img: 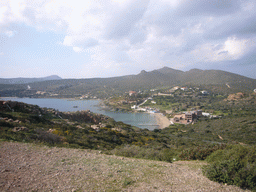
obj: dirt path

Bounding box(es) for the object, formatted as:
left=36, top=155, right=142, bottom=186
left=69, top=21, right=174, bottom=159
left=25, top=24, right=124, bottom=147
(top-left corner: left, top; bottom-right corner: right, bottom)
left=0, top=142, right=250, bottom=192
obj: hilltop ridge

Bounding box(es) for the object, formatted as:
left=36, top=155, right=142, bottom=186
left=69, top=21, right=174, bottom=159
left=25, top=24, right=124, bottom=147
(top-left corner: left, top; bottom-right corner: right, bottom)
left=0, top=67, right=255, bottom=98
left=0, top=75, right=62, bottom=84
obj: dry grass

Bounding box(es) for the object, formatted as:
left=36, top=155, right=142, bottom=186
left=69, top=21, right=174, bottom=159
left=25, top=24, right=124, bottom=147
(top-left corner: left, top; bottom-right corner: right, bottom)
left=0, top=141, right=250, bottom=192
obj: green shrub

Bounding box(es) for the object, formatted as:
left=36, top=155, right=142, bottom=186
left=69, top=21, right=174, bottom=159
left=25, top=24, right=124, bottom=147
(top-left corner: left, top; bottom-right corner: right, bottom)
left=34, top=128, right=63, bottom=144
left=179, top=144, right=226, bottom=160
left=111, top=145, right=175, bottom=163
left=160, top=148, right=175, bottom=163
left=203, top=145, right=256, bottom=191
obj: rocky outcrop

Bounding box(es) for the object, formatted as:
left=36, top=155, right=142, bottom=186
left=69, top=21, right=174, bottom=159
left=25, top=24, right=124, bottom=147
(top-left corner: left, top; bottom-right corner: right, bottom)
left=226, top=92, right=244, bottom=101
left=60, top=110, right=110, bottom=124
left=12, top=127, right=29, bottom=132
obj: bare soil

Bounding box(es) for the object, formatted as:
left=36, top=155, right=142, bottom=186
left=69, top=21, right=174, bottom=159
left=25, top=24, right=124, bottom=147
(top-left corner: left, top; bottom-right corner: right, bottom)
left=0, top=141, right=250, bottom=192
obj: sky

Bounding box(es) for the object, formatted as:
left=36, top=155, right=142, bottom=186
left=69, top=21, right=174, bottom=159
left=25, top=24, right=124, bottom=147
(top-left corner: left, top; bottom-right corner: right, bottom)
left=0, top=0, right=256, bottom=79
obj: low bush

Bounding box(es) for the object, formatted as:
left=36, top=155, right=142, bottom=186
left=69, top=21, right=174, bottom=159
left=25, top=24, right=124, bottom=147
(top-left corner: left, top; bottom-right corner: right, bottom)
left=34, top=128, right=63, bottom=144
left=203, top=145, right=256, bottom=191
left=179, top=144, right=226, bottom=160
left=111, top=145, right=175, bottom=163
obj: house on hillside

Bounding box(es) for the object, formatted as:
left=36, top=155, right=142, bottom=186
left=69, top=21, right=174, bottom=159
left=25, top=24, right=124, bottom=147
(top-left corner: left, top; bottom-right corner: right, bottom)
left=202, top=112, right=210, bottom=117
left=201, top=90, right=209, bottom=95
left=194, top=110, right=202, bottom=116
left=185, top=112, right=197, bottom=121
left=80, top=94, right=89, bottom=99
left=180, top=87, right=188, bottom=91
left=36, top=91, right=47, bottom=95
left=129, top=91, right=137, bottom=96
left=173, top=114, right=184, bottom=122
left=173, top=114, right=190, bottom=124
left=173, top=110, right=201, bottom=124
left=157, top=92, right=174, bottom=96
left=131, top=105, right=137, bottom=109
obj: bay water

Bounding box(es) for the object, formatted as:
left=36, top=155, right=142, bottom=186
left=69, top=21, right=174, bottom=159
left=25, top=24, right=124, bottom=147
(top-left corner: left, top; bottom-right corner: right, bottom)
left=1, top=98, right=159, bottom=130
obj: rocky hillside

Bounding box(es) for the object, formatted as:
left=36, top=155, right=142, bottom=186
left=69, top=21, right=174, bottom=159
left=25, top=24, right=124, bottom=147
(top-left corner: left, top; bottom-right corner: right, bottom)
left=1, top=99, right=256, bottom=191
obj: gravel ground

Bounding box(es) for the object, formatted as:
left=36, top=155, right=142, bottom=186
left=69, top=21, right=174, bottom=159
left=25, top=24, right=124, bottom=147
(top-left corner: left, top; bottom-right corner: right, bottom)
left=0, top=141, right=250, bottom=192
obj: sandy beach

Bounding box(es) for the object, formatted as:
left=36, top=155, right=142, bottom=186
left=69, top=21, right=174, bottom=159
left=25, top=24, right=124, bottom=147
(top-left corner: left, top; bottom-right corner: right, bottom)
left=154, top=113, right=171, bottom=129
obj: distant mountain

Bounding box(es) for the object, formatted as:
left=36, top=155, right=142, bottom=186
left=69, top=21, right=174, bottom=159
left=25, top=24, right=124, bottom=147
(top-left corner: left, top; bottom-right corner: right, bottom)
left=154, top=66, right=184, bottom=75
left=0, top=75, right=62, bottom=84
left=40, top=75, right=62, bottom=81
left=0, top=67, right=255, bottom=97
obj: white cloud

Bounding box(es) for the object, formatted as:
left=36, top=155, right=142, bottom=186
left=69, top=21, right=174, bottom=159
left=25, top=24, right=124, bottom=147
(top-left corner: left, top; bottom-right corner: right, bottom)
left=191, top=36, right=255, bottom=63
left=73, top=47, right=83, bottom=53
left=63, top=36, right=98, bottom=48
left=223, top=37, right=251, bottom=58
left=0, top=0, right=255, bottom=78
left=112, top=0, right=127, bottom=4
left=0, top=5, right=8, bottom=23
left=4, top=30, right=15, bottom=37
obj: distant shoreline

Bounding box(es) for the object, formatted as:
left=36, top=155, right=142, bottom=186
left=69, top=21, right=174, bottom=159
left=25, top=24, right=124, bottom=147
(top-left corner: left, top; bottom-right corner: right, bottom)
left=1, top=97, right=169, bottom=129
left=0, top=97, right=101, bottom=101
left=0, top=97, right=161, bottom=130
left=0, top=97, right=19, bottom=99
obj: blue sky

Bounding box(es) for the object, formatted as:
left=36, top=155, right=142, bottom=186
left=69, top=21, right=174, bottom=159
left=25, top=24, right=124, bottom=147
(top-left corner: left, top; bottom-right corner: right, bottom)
left=0, top=0, right=256, bottom=79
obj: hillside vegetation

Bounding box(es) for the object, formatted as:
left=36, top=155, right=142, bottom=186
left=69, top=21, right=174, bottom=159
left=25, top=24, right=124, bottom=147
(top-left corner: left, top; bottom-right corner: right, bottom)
left=0, top=67, right=255, bottom=98
left=0, top=67, right=256, bottom=191
left=1, top=96, right=256, bottom=191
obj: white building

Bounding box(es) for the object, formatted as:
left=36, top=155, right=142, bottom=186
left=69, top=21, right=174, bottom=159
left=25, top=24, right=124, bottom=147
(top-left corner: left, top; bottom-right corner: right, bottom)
left=131, top=105, right=137, bottom=109
left=202, top=112, right=210, bottom=117
left=180, top=87, right=188, bottom=91
left=201, top=90, right=209, bottom=95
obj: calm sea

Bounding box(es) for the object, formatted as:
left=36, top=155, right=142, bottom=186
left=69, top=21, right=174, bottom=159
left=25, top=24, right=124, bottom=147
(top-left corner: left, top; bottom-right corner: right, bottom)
left=1, top=98, right=159, bottom=130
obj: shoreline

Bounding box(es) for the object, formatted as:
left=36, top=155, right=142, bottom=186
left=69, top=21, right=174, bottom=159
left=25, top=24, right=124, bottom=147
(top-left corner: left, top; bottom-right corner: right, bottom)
left=1, top=97, right=169, bottom=130
left=154, top=113, right=171, bottom=129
